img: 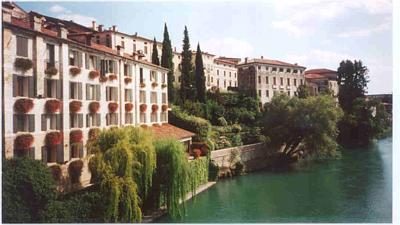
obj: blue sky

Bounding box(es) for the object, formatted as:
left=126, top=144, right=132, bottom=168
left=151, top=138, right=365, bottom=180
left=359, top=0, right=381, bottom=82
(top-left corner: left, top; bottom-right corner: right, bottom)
left=18, top=0, right=392, bottom=94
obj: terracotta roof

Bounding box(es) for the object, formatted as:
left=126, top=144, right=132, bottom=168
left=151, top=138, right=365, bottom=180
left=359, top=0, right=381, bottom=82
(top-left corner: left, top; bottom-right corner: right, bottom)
left=305, top=68, right=336, bottom=74
left=214, top=57, right=238, bottom=65
left=239, top=58, right=306, bottom=69
left=305, top=68, right=337, bottom=80
left=218, top=57, right=241, bottom=63
left=149, top=123, right=195, bottom=140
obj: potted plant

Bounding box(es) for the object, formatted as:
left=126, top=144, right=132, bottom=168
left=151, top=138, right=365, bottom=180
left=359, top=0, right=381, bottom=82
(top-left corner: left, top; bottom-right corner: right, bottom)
left=89, top=70, right=100, bottom=79
left=14, top=58, right=33, bottom=72
left=124, top=77, right=132, bottom=84
left=45, top=67, right=58, bottom=76
left=152, top=104, right=159, bottom=112
left=68, top=160, right=83, bottom=184
left=89, top=102, right=100, bottom=113
left=69, top=67, right=81, bottom=76
left=108, top=102, right=118, bottom=113
left=14, top=98, right=34, bottom=113
left=108, top=74, right=117, bottom=81
left=161, top=83, right=167, bottom=88
left=14, top=134, right=34, bottom=149
left=152, top=82, right=158, bottom=88
left=125, top=103, right=134, bottom=112
left=70, top=130, right=83, bottom=143
left=161, top=104, right=168, bottom=112
left=45, top=99, right=61, bottom=113
left=140, top=83, right=146, bottom=88
left=140, top=104, right=147, bottom=112
left=46, top=131, right=63, bottom=147
left=99, top=76, right=108, bottom=83
left=69, top=101, right=82, bottom=113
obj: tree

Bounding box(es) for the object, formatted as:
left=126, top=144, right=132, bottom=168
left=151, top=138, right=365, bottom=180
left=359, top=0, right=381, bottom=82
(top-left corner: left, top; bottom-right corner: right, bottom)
left=195, top=43, right=206, bottom=102
left=151, top=37, right=160, bottom=66
left=2, top=157, right=57, bottom=223
left=297, top=84, right=310, bottom=98
left=180, top=26, right=195, bottom=101
left=160, top=23, right=175, bottom=102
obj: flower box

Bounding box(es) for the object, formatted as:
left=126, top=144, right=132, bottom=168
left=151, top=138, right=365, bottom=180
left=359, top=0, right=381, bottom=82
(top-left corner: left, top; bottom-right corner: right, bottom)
left=140, top=83, right=146, bottom=88
left=152, top=82, right=158, bottom=88
left=152, top=104, right=159, bottom=112
left=45, top=99, right=61, bottom=113
left=89, top=102, right=100, bottom=113
left=108, top=102, right=118, bottom=112
left=45, top=67, right=58, bottom=76
left=89, top=70, right=100, bottom=79
left=124, top=77, right=132, bottom=84
left=14, top=98, right=34, bottom=113
left=14, top=58, right=33, bottom=72
left=161, top=104, right=168, bottom=112
left=14, top=134, right=34, bottom=149
left=161, top=83, right=167, bottom=88
left=69, top=66, right=81, bottom=76
left=108, top=74, right=117, bottom=81
left=69, top=101, right=82, bottom=113
left=46, top=131, right=63, bottom=147
left=70, top=130, right=83, bottom=143
left=125, top=103, right=134, bottom=112
left=140, top=104, right=147, bottom=112
left=88, top=128, right=100, bottom=140
left=99, top=76, right=108, bottom=83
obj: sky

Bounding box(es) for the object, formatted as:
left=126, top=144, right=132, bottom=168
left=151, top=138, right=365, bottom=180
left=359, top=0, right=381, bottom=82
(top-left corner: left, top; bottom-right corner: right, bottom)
left=18, top=0, right=393, bottom=94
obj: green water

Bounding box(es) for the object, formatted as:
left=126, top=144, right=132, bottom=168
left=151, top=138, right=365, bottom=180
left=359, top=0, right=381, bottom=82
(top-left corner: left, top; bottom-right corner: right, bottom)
left=160, top=138, right=392, bottom=223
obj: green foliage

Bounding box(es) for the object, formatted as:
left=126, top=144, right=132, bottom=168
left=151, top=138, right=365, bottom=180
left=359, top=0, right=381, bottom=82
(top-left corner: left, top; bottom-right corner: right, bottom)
left=68, top=159, right=83, bottom=184
left=195, top=43, right=206, bottom=103
left=160, top=23, right=175, bottom=103
left=2, top=157, right=57, bottom=223
left=217, top=117, right=228, bottom=126
left=189, top=157, right=209, bottom=191
left=169, top=106, right=211, bottom=142
left=180, top=26, right=196, bottom=101
left=297, top=84, right=310, bottom=99
left=151, top=37, right=160, bottom=65
left=208, top=160, right=219, bottom=181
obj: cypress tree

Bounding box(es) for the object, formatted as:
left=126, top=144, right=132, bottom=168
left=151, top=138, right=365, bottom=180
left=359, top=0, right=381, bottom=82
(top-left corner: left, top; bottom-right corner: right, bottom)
left=195, top=43, right=206, bottom=103
left=151, top=37, right=160, bottom=66
left=180, top=26, right=195, bottom=101
left=160, top=23, right=175, bottom=102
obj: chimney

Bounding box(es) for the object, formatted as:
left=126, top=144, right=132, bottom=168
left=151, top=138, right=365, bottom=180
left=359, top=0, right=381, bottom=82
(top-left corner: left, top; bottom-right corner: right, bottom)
left=57, top=24, right=68, bottom=39
left=85, top=34, right=92, bottom=46
left=245, top=57, right=248, bottom=63
left=98, top=24, right=103, bottom=32
left=112, top=25, right=117, bottom=32
left=92, top=21, right=97, bottom=31
left=261, top=56, right=264, bottom=59
left=117, top=45, right=123, bottom=56
left=32, top=15, right=45, bottom=31
left=294, top=63, right=298, bottom=65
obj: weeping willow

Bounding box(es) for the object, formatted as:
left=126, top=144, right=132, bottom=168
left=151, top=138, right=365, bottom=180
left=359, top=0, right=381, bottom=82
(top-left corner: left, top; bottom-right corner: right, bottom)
left=87, top=127, right=156, bottom=223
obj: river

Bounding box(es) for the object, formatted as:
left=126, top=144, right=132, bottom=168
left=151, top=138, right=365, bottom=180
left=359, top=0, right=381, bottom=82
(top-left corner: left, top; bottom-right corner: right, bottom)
left=159, top=138, right=392, bottom=223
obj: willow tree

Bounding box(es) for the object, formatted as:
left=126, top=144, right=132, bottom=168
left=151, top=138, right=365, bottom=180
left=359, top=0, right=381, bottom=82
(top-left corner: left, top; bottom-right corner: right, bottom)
left=88, top=127, right=156, bottom=222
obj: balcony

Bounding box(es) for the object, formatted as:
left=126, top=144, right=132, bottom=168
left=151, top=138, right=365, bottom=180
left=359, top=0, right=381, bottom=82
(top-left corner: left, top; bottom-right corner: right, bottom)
left=44, top=60, right=59, bottom=76
left=280, top=85, right=284, bottom=89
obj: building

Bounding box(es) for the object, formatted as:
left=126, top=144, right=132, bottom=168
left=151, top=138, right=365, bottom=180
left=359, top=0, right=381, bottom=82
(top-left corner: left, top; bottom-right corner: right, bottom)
left=305, top=68, right=338, bottom=100
left=237, top=57, right=306, bottom=105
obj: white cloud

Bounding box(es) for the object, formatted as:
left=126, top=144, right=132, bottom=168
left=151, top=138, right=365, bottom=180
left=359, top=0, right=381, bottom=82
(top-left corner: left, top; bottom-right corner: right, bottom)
left=285, top=49, right=356, bottom=68
left=338, top=18, right=391, bottom=37
left=201, top=37, right=254, bottom=58
left=48, top=4, right=96, bottom=27
left=49, top=5, right=69, bottom=14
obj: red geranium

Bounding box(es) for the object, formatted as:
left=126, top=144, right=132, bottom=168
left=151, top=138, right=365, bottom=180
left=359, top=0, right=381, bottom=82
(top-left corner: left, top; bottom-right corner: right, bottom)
left=89, top=70, right=100, bottom=79
left=108, top=102, right=118, bottom=112
left=124, top=77, right=132, bottom=84
left=125, top=103, right=134, bottom=112
left=140, top=104, right=147, bottom=112
left=89, top=102, right=100, bottom=113
left=152, top=104, right=159, bottom=112
left=109, top=74, right=117, bottom=81
left=46, top=131, right=63, bottom=146
left=45, top=99, right=61, bottom=113
left=161, top=104, right=168, bottom=112
left=70, top=67, right=81, bottom=76
left=14, top=134, right=34, bottom=149
left=70, top=130, right=83, bottom=143
left=152, top=82, right=158, bottom=88
left=69, top=101, right=82, bottom=113
left=99, top=76, right=108, bottom=83
left=14, top=98, right=34, bottom=113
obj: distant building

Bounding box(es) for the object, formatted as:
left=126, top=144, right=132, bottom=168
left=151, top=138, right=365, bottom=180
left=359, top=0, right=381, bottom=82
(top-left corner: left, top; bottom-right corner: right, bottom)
left=305, top=69, right=338, bottom=101
left=237, top=57, right=306, bottom=106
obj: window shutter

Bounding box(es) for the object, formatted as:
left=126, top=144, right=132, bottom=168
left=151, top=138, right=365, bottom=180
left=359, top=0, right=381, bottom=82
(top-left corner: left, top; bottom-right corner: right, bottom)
left=57, top=145, right=64, bottom=163
left=56, top=114, right=61, bottom=130
left=56, top=80, right=61, bottom=99
left=13, top=75, right=18, bottom=97
left=28, top=76, right=34, bottom=98
left=106, top=87, right=109, bottom=101
left=129, top=65, right=132, bottom=76
left=42, top=146, right=48, bottom=164
left=86, top=84, right=90, bottom=100
left=97, top=114, right=101, bottom=126
left=79, top=114, right=83, bottom=128
left=41, top=115, right=46, bottom=131
left=85, top=53, right=89, bottom=69
left=96, top=86, right=100, bottom=101
left=96, top=57, right=100, bottom=70
left=114, top=88, right=118, bottom=101
left=78, top=52, right=83, bottom=68
left=78, top=83, right=82, bottom=100
left=43, top=79, right=47, bottom=98
left=29, top=115, right=35, bottom=132
left=86, top=114, right=90, bottom=127
left=79, top=143, right=84, bottom=158
left=13, top=115, right=18, bottom=133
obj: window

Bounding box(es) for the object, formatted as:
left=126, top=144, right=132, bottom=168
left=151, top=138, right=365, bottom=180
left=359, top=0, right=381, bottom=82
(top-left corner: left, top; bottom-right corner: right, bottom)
left=106, top=113, right=118, bottom=126
left=88, top=55, right=97, bottom=70
left=287, top=78, right=290, bottom=86
left=70, top=143, right=83, bottom=159
left=86, top=113, right=101, bottom=127
left=70, top=114, right=83, bottom=128
left=124, top=64, right=132, bottom=76
left=224, top=71, right=226, bottom=76
left=266, top=77, right=269, bottom=84
left=69, top=50, right=82, bottom=67
left=86, top=84, right=100, bottom=101
left=266, top=90, right=269, bottom=97
left=288, top=91, right=291, bottom=96
left=224, top=80, right=226, bottom=88
left=125, top=113, right=133, bottom=124
left=162, top=73, right=166, bottom=83
left=42, top=145, right=63, bottom=163
left=265, top=66, right=269, bottom=71
left=46, top=44, right=55, bottom=68
left=16, top=36, right=28, bottom=57
left=151, top=112, right=157, bottom=122
left=272, top=67, right=277, bottom=72
left=121, top=38, right=125, bottom=48
left=140, top=68, right=144, bottom=83
left=41, top=114, right=61, bottom=131
left=280, top=77, right=283, bottom=85
left=13, top=75, right=34, bottom=97
left=151, top=71, right=157, bottom=82
left=258, top=76, right=261, bottom=84
left=140, top=91, right=146, bottom=103
left=106, top=34, right=111, bottom=47
left=100, top=59, right=116, bottom=76
left=125, top=89, right=132, bottom=102
left=161, top=112, right=167, bottom=122
left=140, top=112, right=146, bottom=123
left=211, top=77, right=213, bottom=82
left=300, top=79, right=303, bottom=85
left=258, top=66, right=261, bottom=70
left=229, top=81, right=232, bottom=87
left=279, top=68, right=284, bottom=72
left=217, top=79, right=220, bottom=87
left=234, top=72, right=237, bottom=78
left=106, top=86, right=118, bottom=101
left=70, top=82, right=82, bottom=100
left=217, top=70, right=219, bottom=75
left=151, top=92, right=157, bottom=104
left=258, top=90, right=261, bottom=97
left=229, top=72, right=231, bottom=77
left=133, top=41, right=136, bottom=52
left=144, top=45, right=148, bottom=54
left=15, top=147, right=34, bottom=158
left=293, top=69, right=298, bottom=73
left=162, top=93, right=167, bottom=104
left=13, top=114, right=34, bottom=133
left=286, top=68, right=291, bottom=73
left=45, top=78, right=59, bottom=98
left=273, top=77, right=276, bottom=85
left=294, top=79, right=297, bottom=86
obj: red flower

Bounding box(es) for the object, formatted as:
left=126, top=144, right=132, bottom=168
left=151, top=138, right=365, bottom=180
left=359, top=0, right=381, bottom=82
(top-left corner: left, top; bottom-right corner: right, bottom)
left=89, top=70, right=100, bottom=79
left=69, top=101, right=82, bottom=113
left=161, top=83, right=167, bottom=88
left=152, top=104, right=159, bottom=112
left=193, top=149, right=202, bottom=159
left=45, top=99, right=61, bottom=113
left=70, top=130, right=83, bottom=143
left=124, top=77, right=132, bottom=84
left=162, top=104, right=168, bottom=112
left=109, top=74, right=117, bottom=81
left=108, top=102, right=118, bottom=112
left=69, top=67, right=81, bottom=76
left=125, top=103, right=134, bottom=112
left=140, top=104, right=147, bottom=112
left=14, top=98, right=34, bottom=113
left=14, top=134, right=34, bottom=149
left=152, top=82, right=158, bottom=88
left=140, top=83, right=146, bottom=88
left=46, top=131, right=63, bottom=146
left=99, top=76, right=108, bottom=83
left=89, top=102, right=100, bottom=113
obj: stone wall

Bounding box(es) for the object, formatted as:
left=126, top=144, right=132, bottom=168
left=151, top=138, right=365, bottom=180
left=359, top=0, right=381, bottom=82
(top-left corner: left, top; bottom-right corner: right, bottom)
left=210, top=142, right=270, bottom=172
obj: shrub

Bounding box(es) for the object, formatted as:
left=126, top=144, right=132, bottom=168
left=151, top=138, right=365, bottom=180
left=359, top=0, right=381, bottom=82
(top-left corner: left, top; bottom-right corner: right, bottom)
left=14, top=58, right=33, bottom=72
left=231, top=124, right=242, bottom=133
left=14, top=134, right=34, bottom=149
left=2, top=157, right=56, bottom=223
left=70, top=130, right=83, bottom=143
left=88, top=128, right=100, bottom=140
left=233, top=161, right=245, bottom=176
left=89, top=70, right=100, bottom=79
left=208, top=160, right=219, bottom=181
left=45, top=99, right=61, bottom=113
left=45, top=67, right=58, bottom=76
left=108, top=102, right=118, bottom=113
left=69, top=67, right=81, bottom=76
left=14, top=98, right=34, bottom=113
left=162, top=104, right=168, bottom=112
left=49, top=165, right=62, bottom=182
left=68, top=160, right=83, bottom=184
left=69, top=101, right=82, bottom=113
left=108, top=74, right=117, bottom=81
left=89, top=102, right=100, bottom=113
left=46, top=131, right=63, bottom=147
left=125, top=103, right=133, bottom=112
left=152, top=104, right=159, bottom=112
left=124, top=77, right=132, bottom=83
left=217, top=117, right=228, bottom=126
left=99, top=76, right=108, bottom=82
left=140, top=104, right=147, bottom=112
